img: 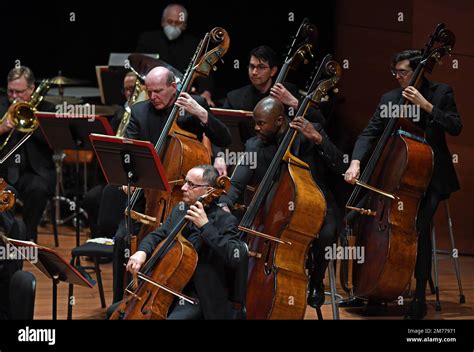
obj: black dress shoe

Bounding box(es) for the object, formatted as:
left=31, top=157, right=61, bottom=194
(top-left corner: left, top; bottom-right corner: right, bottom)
left=339, top=297, right=365, bottom=307
left=361, top=299, right=386, bottom=316
left=404, top=299, right=427, bottom=320
left=307, top=282, right=325, bottom=308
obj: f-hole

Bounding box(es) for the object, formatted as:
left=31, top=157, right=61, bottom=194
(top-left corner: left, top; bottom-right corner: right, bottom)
left=263, top=240, right=273, bottom=275
left=159, top=197, right=167, bottom=224
left=378, top=197, right=388, bottom=231
left=140, top=290, right=153, bottom=315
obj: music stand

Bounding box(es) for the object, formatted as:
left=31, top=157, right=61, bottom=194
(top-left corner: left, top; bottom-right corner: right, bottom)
left=6, top=238, right=94, bottom=320
left=209, top=108, right=254, bottom=175
left=89, top=134, right=170, bottom=239
left=210, top=108, right=254, bottom=160
left=36, top=113, right=114, bottom=247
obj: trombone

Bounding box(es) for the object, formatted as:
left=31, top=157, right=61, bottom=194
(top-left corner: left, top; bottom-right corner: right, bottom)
left=0, top=79, right=51, bottom=163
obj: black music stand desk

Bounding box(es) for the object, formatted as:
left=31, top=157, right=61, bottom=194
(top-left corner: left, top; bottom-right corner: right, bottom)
left=89, top=134, right=170, bottom=239
left=36, top=113, right=114, bottom=247
left=7, top=238, right=93, bottom=320
left=89, top=134, right=169, bottom=191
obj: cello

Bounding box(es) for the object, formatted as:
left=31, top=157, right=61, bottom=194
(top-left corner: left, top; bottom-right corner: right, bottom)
left=110, top=176, right=230, bottom=320
left=345, top=24, right=455, bottom=301
left=128, top=28, right=230, bottom=243
left=240, top=56, right=341, bottom=319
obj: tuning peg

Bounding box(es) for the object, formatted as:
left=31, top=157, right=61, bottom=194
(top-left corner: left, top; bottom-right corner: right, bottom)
left=321, top=95, right=329, bottom=102
left=333, top=88, right=339, bottom=94
left=213, top=66, right=218, bottom=71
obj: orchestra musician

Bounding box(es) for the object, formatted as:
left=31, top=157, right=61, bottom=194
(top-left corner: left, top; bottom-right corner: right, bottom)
left=219, top=96, right=346, bottom=309
left=344, top=50, right=462, bottom=319
left=222, top=45, right=301, bottom=143
left=109, top=165, right=246, bottom=319
left=0, top=66, right=56, bottom=243
left=112, top=66, right=232, bottom=302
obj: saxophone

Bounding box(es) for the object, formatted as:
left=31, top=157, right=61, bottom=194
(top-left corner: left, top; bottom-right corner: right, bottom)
left=116, top=77, right=147, bottom=137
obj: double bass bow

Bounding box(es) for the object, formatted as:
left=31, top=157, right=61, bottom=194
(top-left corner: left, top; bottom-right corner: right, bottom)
left=110, top=176, right=230, bottom=320
left=241, top=55, right=341, bottom=319
left=344, top=24, right=455, bottom=301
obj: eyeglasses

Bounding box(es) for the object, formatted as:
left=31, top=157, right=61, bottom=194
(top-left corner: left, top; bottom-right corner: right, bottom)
left=183, top=178, right=209, bottom=189
left=391, top=69, right=412, bottom=77
left=248, top=64, right=270, bottom=72
left=7, top=87, right=30, bottom=95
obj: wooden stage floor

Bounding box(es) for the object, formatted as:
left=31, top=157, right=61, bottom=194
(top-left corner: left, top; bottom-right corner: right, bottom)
left=25, top=224, right=474, bottom=320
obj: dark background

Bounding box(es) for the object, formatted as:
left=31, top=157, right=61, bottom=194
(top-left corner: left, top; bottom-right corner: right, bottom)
left=0, top=0, right=335, bottom=99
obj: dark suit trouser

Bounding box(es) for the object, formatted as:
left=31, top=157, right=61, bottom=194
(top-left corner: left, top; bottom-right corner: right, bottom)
left=83, top=184, right=126, bottom=238
left=82, top=184, right=104, bottom=237
left=414, top=186, right=443, bottom=301
left=309, top=204, right=338, bottom=286
left=112, top=217, right=142, bottom=303
left=14, top=171, right=54, bottom=241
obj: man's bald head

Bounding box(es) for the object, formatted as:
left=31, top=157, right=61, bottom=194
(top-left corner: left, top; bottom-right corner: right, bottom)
left=254, top=96, right=285, bottom=119
left=145, top=67, right=177, bottom=110
left=145, top=67, right=175, bottom=87
left=253, top=97, right=287, bottom=142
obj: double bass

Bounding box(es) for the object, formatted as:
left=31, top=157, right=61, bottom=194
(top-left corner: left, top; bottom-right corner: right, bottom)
left=240, top=55, right=341, bottom=319
left=274, top=18, right=317, bottom=85
left=128, top=28, right=230, bottom=243
left=232, top=18, right=317, bottom=211
left=110, top=176, right=230, bottom=320
left=345, top=24, right=455, bottom=301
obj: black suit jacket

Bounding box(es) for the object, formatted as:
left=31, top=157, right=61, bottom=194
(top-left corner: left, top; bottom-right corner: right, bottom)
left=125, top=95, right=232, bottom=147
left=223, top=82, right=300, bottom=142
left=223, top=83, right=325, bottom=142
left=223, top=82, right=300, bottom=112
left=352, top=79, right=462, bottom=195
left=0, top=97, right=55, bottom=185
left=220, top=123, right=346, bottom=210
left=138, top=203, right=246, bottom=319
